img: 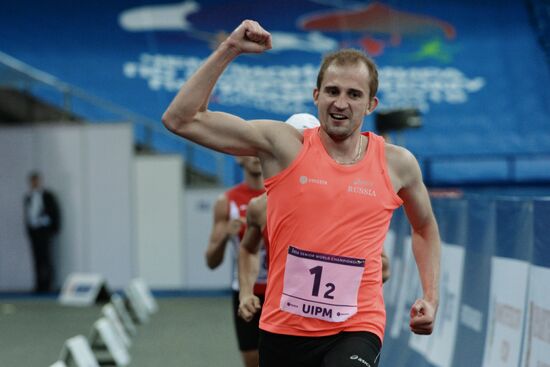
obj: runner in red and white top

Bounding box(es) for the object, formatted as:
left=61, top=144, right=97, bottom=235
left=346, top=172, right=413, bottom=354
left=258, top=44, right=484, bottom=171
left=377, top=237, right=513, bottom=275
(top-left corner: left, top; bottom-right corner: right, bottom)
left=205, top=155, right=264, bottom=367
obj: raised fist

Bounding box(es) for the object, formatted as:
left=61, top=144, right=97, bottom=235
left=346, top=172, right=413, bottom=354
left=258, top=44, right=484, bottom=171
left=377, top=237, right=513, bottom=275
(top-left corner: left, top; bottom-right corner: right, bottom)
left=225, top=20, right=272, bottom=54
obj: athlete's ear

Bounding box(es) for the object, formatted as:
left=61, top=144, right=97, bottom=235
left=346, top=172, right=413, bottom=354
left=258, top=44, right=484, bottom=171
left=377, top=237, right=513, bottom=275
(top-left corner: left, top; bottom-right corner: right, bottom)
left=313, top=88, right=319, bottom=106
left=366, top=97, right=379, bottom=115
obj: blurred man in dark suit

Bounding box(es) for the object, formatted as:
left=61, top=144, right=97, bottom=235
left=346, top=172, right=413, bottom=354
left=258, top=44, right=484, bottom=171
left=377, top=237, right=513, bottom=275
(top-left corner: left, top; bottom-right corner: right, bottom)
left=24, top=171, right=61, bottom=293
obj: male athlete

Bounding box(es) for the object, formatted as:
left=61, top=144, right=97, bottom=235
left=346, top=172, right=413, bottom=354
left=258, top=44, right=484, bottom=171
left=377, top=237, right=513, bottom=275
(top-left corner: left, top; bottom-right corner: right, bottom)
left=163, top=20, right=440, bottom=367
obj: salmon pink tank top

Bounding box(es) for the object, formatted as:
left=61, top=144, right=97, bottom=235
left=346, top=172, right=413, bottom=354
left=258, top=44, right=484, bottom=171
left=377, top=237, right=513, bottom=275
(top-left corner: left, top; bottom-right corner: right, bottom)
left=260, top=128, right=403, bottom=342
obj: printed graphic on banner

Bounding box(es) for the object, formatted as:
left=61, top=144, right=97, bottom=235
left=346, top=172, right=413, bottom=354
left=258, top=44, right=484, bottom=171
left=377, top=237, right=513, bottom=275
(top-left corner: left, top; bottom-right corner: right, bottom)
left=120, top=1, right=484, bottom=114
left=409, top=242, right=465, bottom=367
left=460, top=303, right=484, bottom=333
left=123, top=54, right=484, bottom=114
left=120, top=1, right=457, bottom=57
left=280, top=246, right=365, bottom=322
left=299, top=2, right=456, bottom=57
left=482, top=257, right=529, bottom=367
left=522, top=265, right=550, bottom=367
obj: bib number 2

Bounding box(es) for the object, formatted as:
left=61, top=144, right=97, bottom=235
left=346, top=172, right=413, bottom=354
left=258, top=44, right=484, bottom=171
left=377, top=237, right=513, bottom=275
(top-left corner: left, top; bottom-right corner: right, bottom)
left=309, top=266, right=335, bottom=299
left=280, top=246, right=365, bottom=322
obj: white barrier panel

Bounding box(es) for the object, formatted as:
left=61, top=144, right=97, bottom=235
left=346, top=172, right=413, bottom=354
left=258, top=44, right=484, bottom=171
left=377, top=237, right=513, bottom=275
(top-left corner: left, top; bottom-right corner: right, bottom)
left=383, top=230, right=397, bottom=303
left=134, top=155, right=185, bottom=289
left=383, top=229, right=401, bottom=312
left=409, top=242, right=465, bottom=367
left=522, top=265, right=550, bottom=367
left=125, top=284, right=150, bottom=324
left=91, top=318, right=130, bottom=366
left=49, top=362, right=67, bottom=367
left=383, top=230, right=396, bottom=262
left=58, top=335, right=99, bottom=367
left=111, top=293, right=137, bottom=336
left=59, top=273, right=110, bottom=306
left=129, top=278, right=158, bottom=314
left=103, top=304, right=132, bottom=348
left=184, top=189, right=232, bottom=289
left=389, top=236, right=420, bottom=339
left=482, top=257, right=529, bottom=367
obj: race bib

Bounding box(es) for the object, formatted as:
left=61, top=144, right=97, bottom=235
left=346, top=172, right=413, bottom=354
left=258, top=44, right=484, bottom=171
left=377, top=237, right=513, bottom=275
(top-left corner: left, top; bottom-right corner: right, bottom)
left=280, top=246, right=365, bottom=322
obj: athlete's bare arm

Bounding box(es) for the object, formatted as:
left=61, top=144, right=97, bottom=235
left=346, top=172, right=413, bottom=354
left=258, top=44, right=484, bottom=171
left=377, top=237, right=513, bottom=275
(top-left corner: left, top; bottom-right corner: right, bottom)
left=238, top=195, right=266, bottom=322
left=162, top=20, right=302, bottom=178
left=205, top=194, right=243, bottom=269
left=386, top=143, right=441, bottom=335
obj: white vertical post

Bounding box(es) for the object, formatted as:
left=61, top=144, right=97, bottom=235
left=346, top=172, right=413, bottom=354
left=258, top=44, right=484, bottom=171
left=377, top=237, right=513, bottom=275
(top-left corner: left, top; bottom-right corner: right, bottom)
left=111, top=293, right=137, bottom=336
left=102, top=304, right=132, bottom=348
left=91, top=318, right=131, bottom=366
left=57, top=335, right=100, bottom=367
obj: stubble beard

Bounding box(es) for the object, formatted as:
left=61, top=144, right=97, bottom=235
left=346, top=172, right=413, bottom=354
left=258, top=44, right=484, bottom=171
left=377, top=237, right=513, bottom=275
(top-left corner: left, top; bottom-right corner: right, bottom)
left=322, top=123, right=355, bottom=142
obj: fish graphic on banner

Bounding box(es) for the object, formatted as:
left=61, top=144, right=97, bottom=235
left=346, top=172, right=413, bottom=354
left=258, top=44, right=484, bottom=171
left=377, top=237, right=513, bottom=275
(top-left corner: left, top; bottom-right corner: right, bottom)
left=299, top=2, right=456, bottom=57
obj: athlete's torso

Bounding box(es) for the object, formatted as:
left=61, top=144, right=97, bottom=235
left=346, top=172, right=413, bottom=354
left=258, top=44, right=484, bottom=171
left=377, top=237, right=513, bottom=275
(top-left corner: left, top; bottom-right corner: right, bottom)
left=261, top=128, right=403, bottom=341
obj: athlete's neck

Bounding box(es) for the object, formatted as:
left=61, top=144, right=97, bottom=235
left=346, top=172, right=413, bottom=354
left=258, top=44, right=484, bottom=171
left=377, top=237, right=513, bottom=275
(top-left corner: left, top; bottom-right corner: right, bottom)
left=319, top=130, right=366, bottom=165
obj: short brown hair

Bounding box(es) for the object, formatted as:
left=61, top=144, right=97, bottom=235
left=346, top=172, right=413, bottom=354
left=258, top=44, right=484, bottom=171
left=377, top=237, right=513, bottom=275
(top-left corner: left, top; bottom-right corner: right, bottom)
left=28, top=171, right=41, bottom=182
left=316, top=49, right=379, bottom=101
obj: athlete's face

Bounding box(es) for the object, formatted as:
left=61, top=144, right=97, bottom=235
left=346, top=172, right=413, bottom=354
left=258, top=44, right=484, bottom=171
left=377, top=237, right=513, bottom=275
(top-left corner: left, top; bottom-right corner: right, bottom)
left=313, top=62, right=378, bottom=141
left=238, top=156, right=262, bottom=176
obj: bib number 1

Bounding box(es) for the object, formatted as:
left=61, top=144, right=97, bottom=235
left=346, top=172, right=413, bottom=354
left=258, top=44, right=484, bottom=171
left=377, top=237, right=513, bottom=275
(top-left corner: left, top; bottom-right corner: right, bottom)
left=280, top=246, right=365, bottom=323
left=309, top=266, right=335, bottom=299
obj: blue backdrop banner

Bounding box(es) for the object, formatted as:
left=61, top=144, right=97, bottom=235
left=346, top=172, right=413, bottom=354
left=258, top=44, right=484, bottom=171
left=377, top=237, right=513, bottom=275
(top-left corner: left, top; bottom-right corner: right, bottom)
left=1, top=0, right=549, bottom=183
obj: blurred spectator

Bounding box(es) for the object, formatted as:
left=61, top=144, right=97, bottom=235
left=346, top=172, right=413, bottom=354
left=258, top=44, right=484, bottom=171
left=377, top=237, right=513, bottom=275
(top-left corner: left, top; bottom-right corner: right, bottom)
left=24, top=171, right=61, bottom=293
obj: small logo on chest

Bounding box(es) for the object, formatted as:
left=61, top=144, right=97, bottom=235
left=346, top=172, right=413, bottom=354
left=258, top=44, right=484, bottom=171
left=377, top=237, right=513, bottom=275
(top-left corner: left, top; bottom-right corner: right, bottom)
left=299, top=175, right=328, bottom=186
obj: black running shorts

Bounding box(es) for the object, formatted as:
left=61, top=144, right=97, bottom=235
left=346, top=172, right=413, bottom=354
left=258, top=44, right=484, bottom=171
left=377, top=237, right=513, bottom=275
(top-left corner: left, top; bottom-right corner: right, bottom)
left=259, top=329, right=382, bottom=367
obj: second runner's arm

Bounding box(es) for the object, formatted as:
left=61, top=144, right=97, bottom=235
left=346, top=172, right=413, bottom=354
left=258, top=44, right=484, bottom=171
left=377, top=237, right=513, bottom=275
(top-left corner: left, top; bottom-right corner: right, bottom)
left=205, top=194, right=243, bottom=269
left=238, top=197, right=264, bottom=321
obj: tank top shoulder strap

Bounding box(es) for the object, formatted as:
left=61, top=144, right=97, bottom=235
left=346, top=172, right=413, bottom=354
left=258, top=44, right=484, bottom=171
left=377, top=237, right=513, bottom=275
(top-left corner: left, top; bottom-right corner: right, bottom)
left=303, top=127, right=318, bottom=145
left=368, top=132, right=385, bottom=163
left=366, top=132, right=403, bottom=206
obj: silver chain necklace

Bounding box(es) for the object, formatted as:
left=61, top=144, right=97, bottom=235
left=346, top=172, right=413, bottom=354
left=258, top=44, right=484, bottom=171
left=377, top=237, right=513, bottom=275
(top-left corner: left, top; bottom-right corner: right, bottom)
left=333, top=135, right=363, bottom=165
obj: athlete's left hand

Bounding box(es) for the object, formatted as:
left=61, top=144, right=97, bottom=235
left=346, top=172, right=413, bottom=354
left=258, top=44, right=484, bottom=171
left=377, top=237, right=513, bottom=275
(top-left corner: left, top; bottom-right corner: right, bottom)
left=409, top=298, right=437, bottom=335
